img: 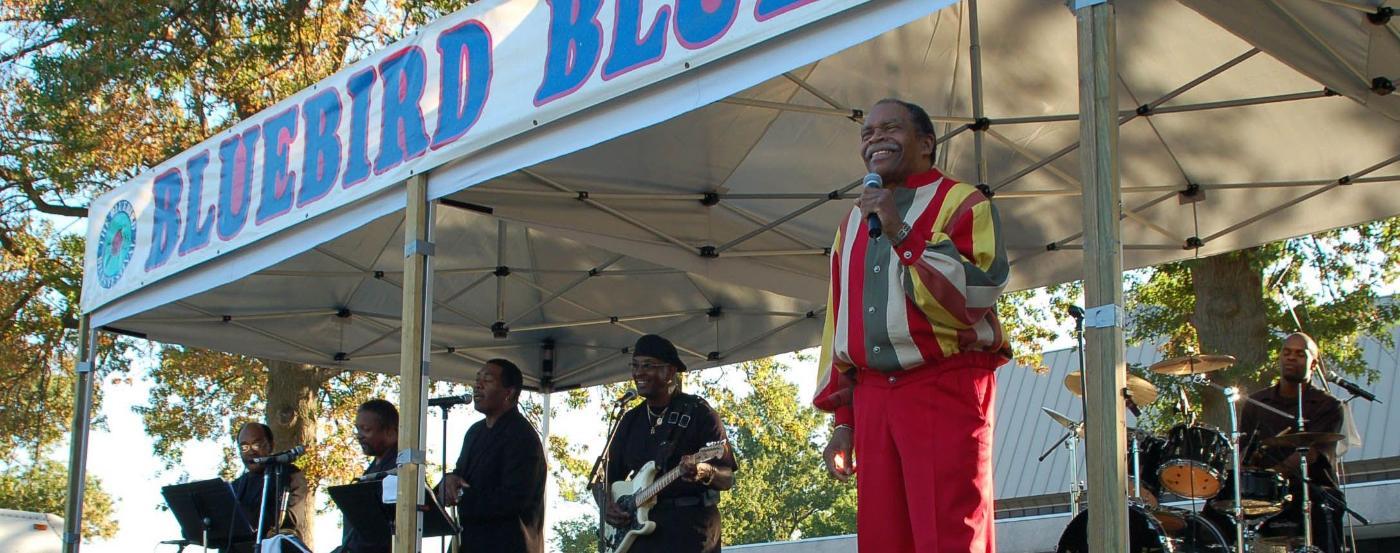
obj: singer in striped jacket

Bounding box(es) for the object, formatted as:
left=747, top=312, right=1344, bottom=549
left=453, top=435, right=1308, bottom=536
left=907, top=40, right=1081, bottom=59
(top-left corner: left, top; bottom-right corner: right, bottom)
left=814, top=98, right=1011, bottom=553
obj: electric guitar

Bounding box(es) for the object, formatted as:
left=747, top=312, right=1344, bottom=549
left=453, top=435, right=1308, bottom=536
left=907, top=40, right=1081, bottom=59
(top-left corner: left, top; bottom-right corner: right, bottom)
left=602, top=440, right=727, bottom=553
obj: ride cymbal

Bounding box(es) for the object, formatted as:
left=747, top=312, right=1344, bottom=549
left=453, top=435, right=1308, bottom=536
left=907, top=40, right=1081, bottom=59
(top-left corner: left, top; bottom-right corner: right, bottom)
left=1261, top=431, right=1346, bottom=448
left=1064, top=370, right=1160, bottom=405
left=1149, top=354, right=1237, bottom=375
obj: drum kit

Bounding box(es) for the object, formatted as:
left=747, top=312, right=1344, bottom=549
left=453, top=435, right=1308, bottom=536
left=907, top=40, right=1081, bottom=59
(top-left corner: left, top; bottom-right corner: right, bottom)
left=1051, top=355, right=1348, bottom=553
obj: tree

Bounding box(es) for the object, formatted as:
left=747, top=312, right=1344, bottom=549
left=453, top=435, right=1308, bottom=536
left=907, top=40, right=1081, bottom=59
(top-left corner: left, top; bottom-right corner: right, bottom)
left=1126, top=220, right=1400, bottom=427
left=1, top=0, right=474, bottom=544
left=0, top=460, right=118, bottom=539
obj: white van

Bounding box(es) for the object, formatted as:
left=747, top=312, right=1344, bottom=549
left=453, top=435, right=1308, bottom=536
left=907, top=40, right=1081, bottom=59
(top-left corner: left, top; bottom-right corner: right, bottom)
left=0, top=509, right=63, bottom=553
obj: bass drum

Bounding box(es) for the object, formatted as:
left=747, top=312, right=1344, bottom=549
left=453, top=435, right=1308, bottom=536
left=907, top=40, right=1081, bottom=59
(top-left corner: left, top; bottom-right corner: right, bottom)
left=1055, top=504, right=1170, bottom=553
left=1056, top=505, right=1233, bottom=553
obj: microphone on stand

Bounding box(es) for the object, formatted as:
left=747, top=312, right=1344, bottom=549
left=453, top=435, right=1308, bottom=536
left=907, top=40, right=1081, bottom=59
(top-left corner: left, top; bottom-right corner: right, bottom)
left=863, top=173, right=884, bottom=238
left=613, top=389, right=638, bottom=405
left=252, top=445, right=306, bottom=465
left=428, top=393, right=474, bottom=408
left=1067, top=305, right=1085, bottom=321
left=1324, top=369, right=1380, bottom=403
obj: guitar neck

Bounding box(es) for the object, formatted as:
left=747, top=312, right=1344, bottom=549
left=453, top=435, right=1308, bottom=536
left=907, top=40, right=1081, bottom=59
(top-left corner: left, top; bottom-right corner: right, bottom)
left=635, top=466, right=687, bottom=506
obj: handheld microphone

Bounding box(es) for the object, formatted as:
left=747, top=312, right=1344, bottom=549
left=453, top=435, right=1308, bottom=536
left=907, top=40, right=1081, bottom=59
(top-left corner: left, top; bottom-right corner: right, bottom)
left=428, top=393, right=473, bottom=408
left=863, top=173, right=884, bottom=238
left=614, top=389, right=637, bottom=405
left=252, top=445, right=306, bottom=465
left=1326, top=370, right=1380, bottom=403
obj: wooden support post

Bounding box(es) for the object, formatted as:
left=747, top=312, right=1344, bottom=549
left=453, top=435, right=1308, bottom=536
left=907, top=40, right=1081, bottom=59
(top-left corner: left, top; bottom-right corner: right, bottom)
left=395, top=174, right=433, bottom=552
left=1074, top=2, right=1130, bottom=553
left=63, top=316, right=96, bottom=553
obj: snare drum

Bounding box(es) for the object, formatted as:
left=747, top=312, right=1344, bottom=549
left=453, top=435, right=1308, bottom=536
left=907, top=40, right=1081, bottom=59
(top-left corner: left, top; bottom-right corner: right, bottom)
left=1209, top=469, right=1290, bottom=517
left=1158, top=424, right=1232, bottom=498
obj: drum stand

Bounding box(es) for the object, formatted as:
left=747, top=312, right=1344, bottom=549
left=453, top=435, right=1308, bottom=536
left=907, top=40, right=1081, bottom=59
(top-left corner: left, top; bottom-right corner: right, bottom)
left=1294, top=389, right=1321, bottom=553
left=1223, top=385, right=1247, bottom=553
left=1038, top=420, right=1084, bottom=515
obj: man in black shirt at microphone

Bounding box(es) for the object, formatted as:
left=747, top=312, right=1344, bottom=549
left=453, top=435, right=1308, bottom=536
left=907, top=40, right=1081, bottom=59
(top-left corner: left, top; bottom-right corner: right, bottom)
left=438, top=359, right=547, bottom=553
left=228, top=422, right=308, bottom=552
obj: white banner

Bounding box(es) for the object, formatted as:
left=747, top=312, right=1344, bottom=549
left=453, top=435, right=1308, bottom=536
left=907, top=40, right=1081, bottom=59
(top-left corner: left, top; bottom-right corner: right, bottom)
left=81, top=0, right=868, bottom=313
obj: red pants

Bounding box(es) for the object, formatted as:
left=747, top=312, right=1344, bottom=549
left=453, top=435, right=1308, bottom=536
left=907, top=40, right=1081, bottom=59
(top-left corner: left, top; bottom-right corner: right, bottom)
left=853, top=362, right=997, bottom=553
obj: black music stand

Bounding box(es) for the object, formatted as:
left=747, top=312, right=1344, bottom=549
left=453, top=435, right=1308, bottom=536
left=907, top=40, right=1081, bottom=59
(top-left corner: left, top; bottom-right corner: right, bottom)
left=328, top=480, right=459, bottom=542
left=161, top=479, right=257, bottom=551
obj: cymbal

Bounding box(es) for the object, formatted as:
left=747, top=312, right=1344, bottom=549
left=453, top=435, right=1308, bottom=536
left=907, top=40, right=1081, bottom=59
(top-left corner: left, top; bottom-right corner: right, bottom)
left=1261, top=431, right=1346, bottom=448
left=1149, top=354, right=1237, bottom=376
left=1065, top=370, right=1160, bottom=405
left=1041, top=406, right=1081, bottom=434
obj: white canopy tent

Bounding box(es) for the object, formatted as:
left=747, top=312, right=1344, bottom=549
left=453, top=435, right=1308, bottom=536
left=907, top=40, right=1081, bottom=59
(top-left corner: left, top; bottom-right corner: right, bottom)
left=64, top=0, right=1398, bottom=551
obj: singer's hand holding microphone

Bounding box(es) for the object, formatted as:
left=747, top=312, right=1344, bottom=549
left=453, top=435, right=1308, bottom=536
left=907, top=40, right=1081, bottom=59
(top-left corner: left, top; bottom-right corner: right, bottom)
left=857, top=173, right=899, bottom=240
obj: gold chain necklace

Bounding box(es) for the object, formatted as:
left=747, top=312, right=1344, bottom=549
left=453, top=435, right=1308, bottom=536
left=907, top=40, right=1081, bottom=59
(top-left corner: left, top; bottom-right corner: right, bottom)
left=646, top=405, right=668, bottom=435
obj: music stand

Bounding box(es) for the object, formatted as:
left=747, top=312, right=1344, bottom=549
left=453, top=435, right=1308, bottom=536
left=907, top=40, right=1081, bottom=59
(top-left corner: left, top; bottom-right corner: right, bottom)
left=161, top=479, right=257, bottom=552
left=328, top=481, right=459, bottom=543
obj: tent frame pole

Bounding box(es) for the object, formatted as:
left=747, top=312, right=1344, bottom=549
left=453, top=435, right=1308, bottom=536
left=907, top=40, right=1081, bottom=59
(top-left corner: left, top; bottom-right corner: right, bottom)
left=395, top=174, right=434, bottom=552
left=62, top=316, right=97, bottom=553
left=969, top=0, right=989, bottom=188
left=1074, top=2, right=1130, bottom=553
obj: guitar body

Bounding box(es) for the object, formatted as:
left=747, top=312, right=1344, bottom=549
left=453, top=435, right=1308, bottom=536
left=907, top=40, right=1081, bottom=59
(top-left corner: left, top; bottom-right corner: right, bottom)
left=600, top=441, right=725, bottom=553
left=603, top=461, right=659, bottom=553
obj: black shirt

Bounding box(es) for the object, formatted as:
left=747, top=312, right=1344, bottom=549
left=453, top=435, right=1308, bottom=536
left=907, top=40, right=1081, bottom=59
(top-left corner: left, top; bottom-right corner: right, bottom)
left=340, top=454, right=397, bottom=553
left=225, top=465, right=307, bottom=553
left=606, top=393, right=738, bottom=553
left=1239, top=382, right=1344, bottom=488
left=450, top=408, right=547, bottom=553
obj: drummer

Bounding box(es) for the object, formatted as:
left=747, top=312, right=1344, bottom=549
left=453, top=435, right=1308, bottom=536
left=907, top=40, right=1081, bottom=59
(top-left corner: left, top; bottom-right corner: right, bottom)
left=1239, top=332, right=1345, bottom=551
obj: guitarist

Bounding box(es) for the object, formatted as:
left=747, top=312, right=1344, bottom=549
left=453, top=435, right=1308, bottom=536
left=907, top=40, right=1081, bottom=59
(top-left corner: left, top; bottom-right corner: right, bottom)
left=603, top=334, right=739, bottom=553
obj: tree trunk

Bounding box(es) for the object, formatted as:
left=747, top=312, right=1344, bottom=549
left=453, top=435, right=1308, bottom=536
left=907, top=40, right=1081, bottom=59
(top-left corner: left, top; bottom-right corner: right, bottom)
left=261, top=358, right=332, bottom=549
left=1189, top=249, right=1271, bottom=428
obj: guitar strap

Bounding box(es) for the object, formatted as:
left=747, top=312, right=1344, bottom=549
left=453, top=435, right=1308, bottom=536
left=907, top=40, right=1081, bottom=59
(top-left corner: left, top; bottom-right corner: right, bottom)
left=653, top=394, right=699, bottom=470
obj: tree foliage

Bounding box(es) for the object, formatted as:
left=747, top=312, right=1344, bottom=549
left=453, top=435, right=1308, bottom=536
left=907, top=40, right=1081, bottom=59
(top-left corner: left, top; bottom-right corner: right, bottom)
left=0, top=459, right=118, bottom=540
left=1, top=0, right=473, bottom=543
left=1125, top=220, right=1400, bottom=428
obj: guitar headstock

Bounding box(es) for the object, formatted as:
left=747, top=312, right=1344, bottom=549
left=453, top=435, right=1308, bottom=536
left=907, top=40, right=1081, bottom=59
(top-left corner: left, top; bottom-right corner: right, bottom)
left=687, top=440, right=727, bottom=464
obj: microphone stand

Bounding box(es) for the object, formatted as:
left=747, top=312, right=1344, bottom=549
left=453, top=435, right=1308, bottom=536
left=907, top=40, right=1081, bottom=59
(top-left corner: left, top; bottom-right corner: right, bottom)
left=435, top=402, right=458, bottom=553
left=255, top=463, right=274, bottom=551
left=591, top=398, right=632, bottom=552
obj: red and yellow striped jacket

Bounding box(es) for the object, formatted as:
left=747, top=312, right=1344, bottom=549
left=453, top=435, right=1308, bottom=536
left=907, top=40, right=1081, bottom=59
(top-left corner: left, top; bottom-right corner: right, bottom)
left=812, top=167, right=1012, bottom=427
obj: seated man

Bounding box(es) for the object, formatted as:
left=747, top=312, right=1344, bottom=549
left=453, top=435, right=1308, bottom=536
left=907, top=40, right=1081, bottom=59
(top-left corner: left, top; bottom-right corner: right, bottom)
left=335, top=399, right=400, bottom=553
left=228, top=421, right=307, bottom=552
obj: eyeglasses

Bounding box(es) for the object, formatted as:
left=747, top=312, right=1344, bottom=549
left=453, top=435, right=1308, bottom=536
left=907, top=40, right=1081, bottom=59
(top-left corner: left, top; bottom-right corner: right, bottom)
left=628, top=361, right=670, bottom=372
left=237, top=443, right=269, bottom=452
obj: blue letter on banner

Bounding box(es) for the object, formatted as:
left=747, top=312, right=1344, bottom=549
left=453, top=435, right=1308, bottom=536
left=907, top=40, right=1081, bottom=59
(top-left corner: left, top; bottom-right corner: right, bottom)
left=146, top=168, right=183, bottom=271
left=344, top=68, right=376, bottom=189
left=179, top=151, right=214, bottom=256
left=257, top=106, right=299, bottom=225
left=299, top=89, right=342, bottom=207
left=535, top=0, right=604, bottom=106
left=217, top=127, right=261, bottom=241
left=755, top=0, right=817, bottom=21
left=675, top=0, right=739, bottom=49
left=432, top=21, right=493, bottom=150
left=603, top=0, right=670, bottom=80
left=375, top=48, right=430, bottom=174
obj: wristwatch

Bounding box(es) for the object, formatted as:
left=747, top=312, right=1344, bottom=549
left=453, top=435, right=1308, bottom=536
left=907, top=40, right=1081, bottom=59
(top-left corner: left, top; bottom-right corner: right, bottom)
left=891, top=222, right=913, bottom=247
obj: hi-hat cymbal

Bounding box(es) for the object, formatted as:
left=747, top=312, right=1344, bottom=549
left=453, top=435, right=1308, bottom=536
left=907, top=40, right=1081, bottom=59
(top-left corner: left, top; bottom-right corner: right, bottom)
left=1149, top=354, right=1237, bottom=376
left=1261, top=431, right=1346, bottom=449
left=1065, top=371, right=1160, bottom=405
left=1041, top=406, right=1081, bottom=434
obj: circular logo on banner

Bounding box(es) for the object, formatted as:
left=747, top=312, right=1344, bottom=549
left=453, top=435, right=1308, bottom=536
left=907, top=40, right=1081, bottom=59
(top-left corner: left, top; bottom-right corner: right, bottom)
left=96, top=200, right=137, bottom=289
